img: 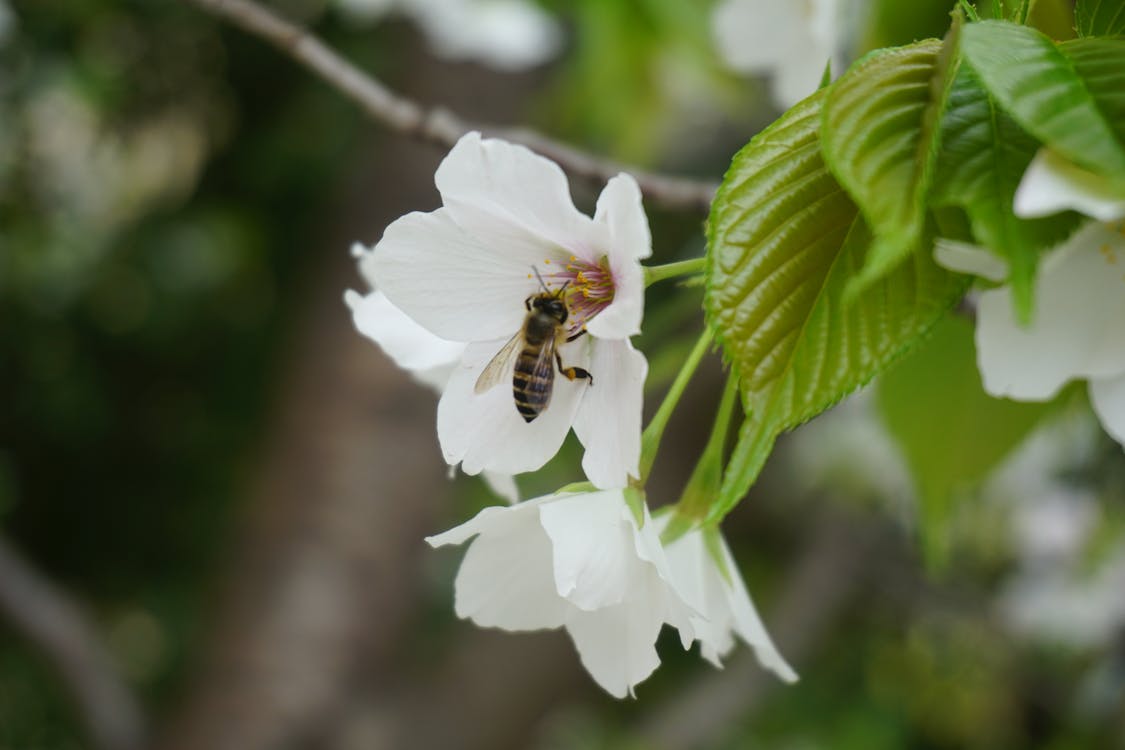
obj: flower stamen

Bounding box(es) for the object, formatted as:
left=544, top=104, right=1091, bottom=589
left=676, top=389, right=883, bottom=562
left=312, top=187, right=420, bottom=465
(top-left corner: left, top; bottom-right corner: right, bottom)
left=543, top=255, right=616, bottom=336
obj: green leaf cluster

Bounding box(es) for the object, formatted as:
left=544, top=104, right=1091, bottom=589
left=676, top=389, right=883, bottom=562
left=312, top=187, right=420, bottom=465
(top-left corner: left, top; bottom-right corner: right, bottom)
left=703, top=2, right=1125, bottom=521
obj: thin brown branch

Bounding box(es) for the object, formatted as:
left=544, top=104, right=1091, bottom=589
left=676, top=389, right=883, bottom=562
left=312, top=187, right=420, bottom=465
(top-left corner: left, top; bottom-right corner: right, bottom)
left=0, top=536, right=146, bottom=750
left=184, top=0, right=718, bottom=213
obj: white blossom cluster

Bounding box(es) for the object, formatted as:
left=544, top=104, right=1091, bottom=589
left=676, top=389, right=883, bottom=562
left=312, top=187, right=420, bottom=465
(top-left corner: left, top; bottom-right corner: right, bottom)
left=345, top=133, right=795, bottom=697
left=936, top=148, right=1125, bottom=447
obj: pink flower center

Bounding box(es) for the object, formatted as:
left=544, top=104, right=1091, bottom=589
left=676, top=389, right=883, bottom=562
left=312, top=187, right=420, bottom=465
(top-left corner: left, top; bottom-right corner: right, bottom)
left=539, top=255, right=616, bottom=337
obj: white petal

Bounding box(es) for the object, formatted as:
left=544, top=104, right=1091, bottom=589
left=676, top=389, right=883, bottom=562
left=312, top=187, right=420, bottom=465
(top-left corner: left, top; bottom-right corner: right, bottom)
left=712, top=0, right=805, bottom=75
left=629, top=507, right=697, bottom=649
left=564, top=596, right=665, bottom=699
left=451, top=513, right=570, bottom=631
left=425, top=501, right=530, bottom=548
left=435, top=132, right=598, bottom=262
left=539, top=490, right=637, bottom=610
left=659, top=524, right=732, bottom=666
left=572, top=339, right=647, bottom=488
left=350, top=242, right=380, bottom=287
left=1090, top=374, right=1125, bottom=448
left=588, top=174, right=650, bottom=339
left=976, top=223, right=1125, bottom=399
left=933, top=239, right=1009, bottom=282
left=1014, top=148, right=1125, bottom=222
left=770, top=46, right=835, bottom=108
left=371, top=208, right=543, bottom=342
left=345, top=289, right=465, bottom=383
left=481, top=470, right=519, bottom=504
left=412, top=0, right=562, bottom=71
left=436, top=338, right=588, bottom=476
left=716, top=536, right=798, bottom=682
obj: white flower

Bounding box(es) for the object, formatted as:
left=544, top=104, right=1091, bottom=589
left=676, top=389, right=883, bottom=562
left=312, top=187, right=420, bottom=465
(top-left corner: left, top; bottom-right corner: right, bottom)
left=426, top=489, right=696, bottom=698
left=657, top=518, right=797, bottom=682
left=346, top=243, right=518, bottom=502
left=335, top=0, right=562, bottom=72
left=371, top=132, right=651, bottom=489
left=935, top=149, right=1125, bottom=448
left=711, top=0, right=860, bottom=108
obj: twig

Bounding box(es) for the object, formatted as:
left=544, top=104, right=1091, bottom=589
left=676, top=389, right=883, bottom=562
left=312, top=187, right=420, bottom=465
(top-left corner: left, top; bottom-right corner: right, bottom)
left=183, top=0, right=719, bottom=213
left=0, top=536, right=146, bottom=750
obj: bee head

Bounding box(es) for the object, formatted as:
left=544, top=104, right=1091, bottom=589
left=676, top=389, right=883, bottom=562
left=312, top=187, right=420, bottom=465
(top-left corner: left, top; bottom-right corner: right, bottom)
left=532, top=293, right=569, bottom=323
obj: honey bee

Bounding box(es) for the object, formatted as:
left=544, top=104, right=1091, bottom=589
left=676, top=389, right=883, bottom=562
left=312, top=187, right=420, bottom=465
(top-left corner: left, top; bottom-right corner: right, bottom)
left=475, top=270, right=593, bottom=422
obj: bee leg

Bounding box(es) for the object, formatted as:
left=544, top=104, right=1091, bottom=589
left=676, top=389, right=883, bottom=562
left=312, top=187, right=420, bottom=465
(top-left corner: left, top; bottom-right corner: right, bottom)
left=525, top=296, right=533, bottom=311
left=565, top=329, right=587, bottom=343
left=555, top=351, right=593, bottom=386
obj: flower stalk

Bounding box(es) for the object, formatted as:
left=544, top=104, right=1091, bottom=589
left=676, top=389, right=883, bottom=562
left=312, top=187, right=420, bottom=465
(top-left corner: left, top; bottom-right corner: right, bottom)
left=638, top=328, right=713, bottom=483
left=643, top=257, right=706, bottom=287
left=661, top=374, right=741, bottom=544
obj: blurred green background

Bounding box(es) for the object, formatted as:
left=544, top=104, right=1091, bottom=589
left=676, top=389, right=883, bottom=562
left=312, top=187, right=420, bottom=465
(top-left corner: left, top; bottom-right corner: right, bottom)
left=1, top=0, right=1123, bottom=748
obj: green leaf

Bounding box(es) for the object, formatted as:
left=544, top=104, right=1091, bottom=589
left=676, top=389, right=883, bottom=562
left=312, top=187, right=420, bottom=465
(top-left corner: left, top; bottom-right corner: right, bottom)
left=1076, top=0, right=1125, bottom=36
left=821, top=31, right=958, bottom=288
left=875, top=316, right=1054, bottom=568
left=1060, top=37, right=1125, bottom=151
left=962, top=20, right=1125, bottom=180
left=931, top=63, right=1081, bottom=319
left=704, top=90, right=967, bottom=523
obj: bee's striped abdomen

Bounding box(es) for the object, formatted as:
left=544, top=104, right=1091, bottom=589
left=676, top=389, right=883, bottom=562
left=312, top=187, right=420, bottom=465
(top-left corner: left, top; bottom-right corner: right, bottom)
left=512, top=345, right=554, bottom=422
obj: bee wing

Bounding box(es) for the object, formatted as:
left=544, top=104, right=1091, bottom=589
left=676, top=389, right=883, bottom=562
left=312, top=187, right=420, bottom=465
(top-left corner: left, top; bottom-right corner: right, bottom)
left=528, top=332, right=560, bottom=410
left=474, top=333, right=524, bottom=394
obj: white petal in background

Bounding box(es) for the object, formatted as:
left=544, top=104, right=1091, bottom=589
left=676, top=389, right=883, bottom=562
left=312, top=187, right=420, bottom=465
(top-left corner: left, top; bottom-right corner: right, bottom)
left=711, top=0, right=843, bottom=108
left=345, top=289, right=464, bottom=390
left=1089, top=373, right=1125, bottom=447
left=413, top=0, right=563, bottom=72
left=975, top=223, right=1125, bottom=400
left=335, top=0, right=562, bottom=72
left=1014, top=148, right=1125, bottom=222
left=571, top=339, right=647, bottom=488
left=933, top=239, right=1010, bottom=283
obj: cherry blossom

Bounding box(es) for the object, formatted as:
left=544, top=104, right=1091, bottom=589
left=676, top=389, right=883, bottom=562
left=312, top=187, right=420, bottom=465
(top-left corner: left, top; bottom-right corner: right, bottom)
left=371, top=132, right=650, bottom=488
left=426, top=489, right=695, bottom=697
left=935, top=149, right=1125, bottom=447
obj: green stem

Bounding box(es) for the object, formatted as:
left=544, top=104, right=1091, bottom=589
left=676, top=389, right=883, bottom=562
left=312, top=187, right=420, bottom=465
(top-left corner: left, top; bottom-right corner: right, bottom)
left=643, top=257, right=706, bottom=287
left=638, top=328, right=713, bottom=483
left=660, top=374, right=740, bottom=544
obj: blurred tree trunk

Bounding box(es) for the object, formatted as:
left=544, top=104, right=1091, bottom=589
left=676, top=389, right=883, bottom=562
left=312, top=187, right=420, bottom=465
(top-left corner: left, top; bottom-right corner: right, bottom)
left=155, top=37, right=556, bottom=750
